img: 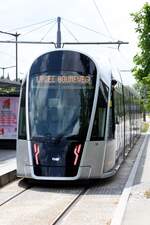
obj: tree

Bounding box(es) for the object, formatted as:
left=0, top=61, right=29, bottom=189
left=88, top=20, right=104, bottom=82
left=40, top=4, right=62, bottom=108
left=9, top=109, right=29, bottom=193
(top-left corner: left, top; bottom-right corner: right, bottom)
left=131, top=3, right=150, bottom=114
left=131, top=2, right=150, bottom=84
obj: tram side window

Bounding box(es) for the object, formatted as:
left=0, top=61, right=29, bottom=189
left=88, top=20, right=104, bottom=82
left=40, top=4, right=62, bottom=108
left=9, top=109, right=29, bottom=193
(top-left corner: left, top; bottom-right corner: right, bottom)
left=91, top=81, right=108, bottom=140
left=108, top=86, right=124, bottom=139
left=18, top=82, right=27, bottom=139
left=108, top=104, right=114, bottom=139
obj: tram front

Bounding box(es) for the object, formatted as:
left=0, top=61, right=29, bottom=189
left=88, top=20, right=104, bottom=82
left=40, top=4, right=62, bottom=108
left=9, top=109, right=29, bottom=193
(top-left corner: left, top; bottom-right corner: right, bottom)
left=18, top=50, right=97, bottom=179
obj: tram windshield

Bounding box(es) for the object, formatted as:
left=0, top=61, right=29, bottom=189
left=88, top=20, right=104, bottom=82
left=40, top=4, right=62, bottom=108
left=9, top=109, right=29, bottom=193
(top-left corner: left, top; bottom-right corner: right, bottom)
left=28, top=51, right=96, bottom=141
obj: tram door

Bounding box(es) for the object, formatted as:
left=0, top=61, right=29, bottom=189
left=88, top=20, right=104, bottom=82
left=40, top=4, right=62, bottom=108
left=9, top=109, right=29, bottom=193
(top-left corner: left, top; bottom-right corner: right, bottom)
left=104, top=81, right=124, bottom=172
left=113, top=82, right=124, bottom=161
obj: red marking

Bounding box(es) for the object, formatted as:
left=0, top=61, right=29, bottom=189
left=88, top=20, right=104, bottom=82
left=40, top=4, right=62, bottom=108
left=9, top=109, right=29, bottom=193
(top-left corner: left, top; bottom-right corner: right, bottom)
left=0, top=128, right=4, bottom=135
left=3, top=99, right=10, bottom=109
left=33, top=144, right=40, bottom=165
left=74, top=144, right=81, bottom=166
left=0, top=115, right=16, bottom=124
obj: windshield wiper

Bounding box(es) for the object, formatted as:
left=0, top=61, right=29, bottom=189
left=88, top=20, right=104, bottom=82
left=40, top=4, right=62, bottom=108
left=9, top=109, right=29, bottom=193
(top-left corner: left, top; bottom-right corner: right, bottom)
left=31, top=133, right=63, bottom=143
left=31, top=133, right=52, bottom=140
left=66, top=134, right=79, bottom=140
left=31, top=135, right=45, bottom=141
left=50, top=134, right=63, bottom=144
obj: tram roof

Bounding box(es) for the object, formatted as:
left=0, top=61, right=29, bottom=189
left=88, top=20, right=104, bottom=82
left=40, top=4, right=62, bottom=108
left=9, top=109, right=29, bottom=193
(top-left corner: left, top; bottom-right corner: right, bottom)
left=30, top=48, right=134, bottom=89
left=47, top=48, right=113, bottom=86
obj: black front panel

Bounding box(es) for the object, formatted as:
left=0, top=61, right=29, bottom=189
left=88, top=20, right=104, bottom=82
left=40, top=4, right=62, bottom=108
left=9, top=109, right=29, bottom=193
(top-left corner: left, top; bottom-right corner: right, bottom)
left=28, top=50, right=97, bottom=177
left=32, top=138, right=83, bottom=177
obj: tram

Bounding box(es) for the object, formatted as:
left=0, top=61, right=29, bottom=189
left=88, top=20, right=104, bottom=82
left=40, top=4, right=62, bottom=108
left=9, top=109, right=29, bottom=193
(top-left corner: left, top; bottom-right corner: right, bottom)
left=17, top=49, right=141, bottom=180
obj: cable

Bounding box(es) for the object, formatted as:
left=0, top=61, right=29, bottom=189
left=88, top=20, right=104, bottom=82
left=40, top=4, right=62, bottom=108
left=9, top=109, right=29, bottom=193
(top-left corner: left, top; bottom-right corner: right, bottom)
left=118, top=48, right=132, bottom=65
left=40, top=21, right=57, bottom=41
left=8, top=18, right=56, bottom=32
left=0, top=20, right=56, bottom=40
left=92, top=0, right=114, bottom=41
left=62, top=17, right=111, bottom=39
left=21, top=21, right=55, bottom=37
left=62, top=22, right=79, bottom=42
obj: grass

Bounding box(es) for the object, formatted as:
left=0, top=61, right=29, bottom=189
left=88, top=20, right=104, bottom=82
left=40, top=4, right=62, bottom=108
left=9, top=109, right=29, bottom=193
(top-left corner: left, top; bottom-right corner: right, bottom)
left=144, top=190, right=150, bottom=198
left=141, top=122, right=149, bottom=133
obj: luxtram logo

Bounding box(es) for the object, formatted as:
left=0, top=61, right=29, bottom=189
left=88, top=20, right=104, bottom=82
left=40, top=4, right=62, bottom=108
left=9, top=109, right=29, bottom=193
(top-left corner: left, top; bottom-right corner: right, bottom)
left=52, top=157, right=60, bottom=162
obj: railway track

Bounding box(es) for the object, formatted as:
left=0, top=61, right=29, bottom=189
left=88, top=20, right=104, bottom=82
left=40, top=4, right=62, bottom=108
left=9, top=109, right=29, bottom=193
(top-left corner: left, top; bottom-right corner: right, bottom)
left=0, top=179, right=88, bottom=225
left=0, top=135, right=145, bottom=225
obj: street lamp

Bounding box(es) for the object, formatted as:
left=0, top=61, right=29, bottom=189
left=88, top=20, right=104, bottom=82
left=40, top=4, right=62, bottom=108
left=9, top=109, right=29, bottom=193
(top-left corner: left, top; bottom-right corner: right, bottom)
left=0, top=31, right=20, bottom=81
left=0, top=65, right=16, bottom=79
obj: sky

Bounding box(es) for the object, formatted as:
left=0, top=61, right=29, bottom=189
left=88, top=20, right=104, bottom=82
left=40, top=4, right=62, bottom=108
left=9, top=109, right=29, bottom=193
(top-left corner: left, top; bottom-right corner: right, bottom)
left=0, top=0, right=147, bottom=85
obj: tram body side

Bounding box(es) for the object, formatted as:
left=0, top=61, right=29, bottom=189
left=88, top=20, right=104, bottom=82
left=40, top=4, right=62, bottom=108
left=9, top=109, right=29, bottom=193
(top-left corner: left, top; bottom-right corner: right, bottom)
left=16, top=49, right=142, bottom=180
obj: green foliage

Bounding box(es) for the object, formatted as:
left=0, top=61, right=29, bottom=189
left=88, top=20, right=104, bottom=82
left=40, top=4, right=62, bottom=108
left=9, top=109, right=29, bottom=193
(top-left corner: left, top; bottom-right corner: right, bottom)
left=131, top=3, right=150, bottom=111
left=131, top=2, right=150, bottom=84
left=0, top=87, right=18, bottom=95
left=141, top=122, right=149, bottom=133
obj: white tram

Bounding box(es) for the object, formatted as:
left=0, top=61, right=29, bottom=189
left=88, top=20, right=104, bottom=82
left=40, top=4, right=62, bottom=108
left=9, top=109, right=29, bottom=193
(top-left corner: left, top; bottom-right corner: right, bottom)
left=17, top=49, right=141, bottom=180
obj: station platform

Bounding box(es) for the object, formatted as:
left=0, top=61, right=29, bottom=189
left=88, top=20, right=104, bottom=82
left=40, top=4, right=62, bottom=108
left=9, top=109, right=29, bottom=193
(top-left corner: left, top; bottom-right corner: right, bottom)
left=110, top=117, right=150, bottom=225
left=0, top=149, right=16, bottom=187
left=122, top=131, right=150, bottom=225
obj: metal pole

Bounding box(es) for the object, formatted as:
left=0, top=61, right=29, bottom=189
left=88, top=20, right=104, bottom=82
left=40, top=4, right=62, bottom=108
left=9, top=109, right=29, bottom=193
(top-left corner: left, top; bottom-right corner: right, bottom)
left=2, top=68, right=4, bottom=79
left=0, top=40, right=129, bottom=46
left=0, top=30, right=20, bottom=81
left=56, top=17, right=61, bottom=48
left=15, top=33, right=20, bottom=81
left=0, top=66, right=15, bottom=79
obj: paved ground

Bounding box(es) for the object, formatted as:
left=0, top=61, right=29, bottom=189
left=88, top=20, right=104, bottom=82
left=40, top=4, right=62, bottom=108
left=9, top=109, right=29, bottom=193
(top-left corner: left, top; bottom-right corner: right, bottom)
left=1, top=126, right=150, bottom=224
left=0, top=149, right=16, bottom=187
left=122, top=132, right=150, bottom=225
left=0, top=150, right=16, bottom=161
left=122, top=131, right=150, bottom=225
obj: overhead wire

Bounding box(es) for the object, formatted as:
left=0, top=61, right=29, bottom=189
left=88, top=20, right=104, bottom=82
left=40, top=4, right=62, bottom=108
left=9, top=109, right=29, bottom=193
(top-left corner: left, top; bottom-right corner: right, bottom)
left=92, top=0, right=114, bottom=41
left=91, top=0, right=130, bottom=66
left=8, top=18, right=56, bottom=32
left=0, top=20, right=56, bottom=41
left=40, top=21, right=57, bottom=41
left=21, top=21, right=55, bottom=37
left=118, top=46, right=133, bottom=66
left=62, top=22, right=79, bottom=42
left=0, top=15, right=115, bottom=42
left=62, top=17, right=111, bottom=39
